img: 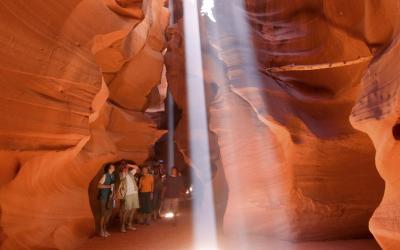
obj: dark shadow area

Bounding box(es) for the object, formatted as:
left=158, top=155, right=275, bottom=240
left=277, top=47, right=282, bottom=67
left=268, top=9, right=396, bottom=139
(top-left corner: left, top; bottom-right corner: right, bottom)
left=393, top=122, right=400, bottom=140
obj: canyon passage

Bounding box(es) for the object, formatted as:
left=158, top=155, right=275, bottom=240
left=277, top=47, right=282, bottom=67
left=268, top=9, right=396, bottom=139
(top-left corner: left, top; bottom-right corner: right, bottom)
left=0, top=0, right=399, bottom=249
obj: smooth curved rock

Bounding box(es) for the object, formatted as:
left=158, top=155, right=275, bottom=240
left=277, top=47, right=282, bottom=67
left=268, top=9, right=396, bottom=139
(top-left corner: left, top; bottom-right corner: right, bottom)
left=198, top=0, right=386, bottom=241
left=0, top=0, right=399, bottom=248
left=351, top=2, right=400, bottom=247
left=0, top=0, right=168, bottom=249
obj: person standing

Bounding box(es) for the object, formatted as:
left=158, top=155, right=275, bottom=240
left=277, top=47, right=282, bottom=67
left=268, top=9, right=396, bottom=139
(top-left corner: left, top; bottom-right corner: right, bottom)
left=163, top=167, right=184, bottom=223
left=117, top=162, right=127, bottom=223
left=118, top=164, right=140, bottom=232
left=139, top=166, right=154, bottom=225
left=152, top=167, right=164, bottom=220
left=97, top=164, right=116, bottom=238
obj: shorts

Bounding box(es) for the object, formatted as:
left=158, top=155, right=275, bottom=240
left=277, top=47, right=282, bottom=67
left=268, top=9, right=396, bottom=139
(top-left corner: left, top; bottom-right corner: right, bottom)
left=163, top=198, right=179, bottom=214
left=100, top=199, right=112, bottom=217
left=124, top=193, right=140, bottom=210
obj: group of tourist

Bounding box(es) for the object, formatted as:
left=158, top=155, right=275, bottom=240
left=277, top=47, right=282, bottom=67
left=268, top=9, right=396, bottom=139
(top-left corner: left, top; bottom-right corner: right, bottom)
left=97, top=160, right=185, bottom=238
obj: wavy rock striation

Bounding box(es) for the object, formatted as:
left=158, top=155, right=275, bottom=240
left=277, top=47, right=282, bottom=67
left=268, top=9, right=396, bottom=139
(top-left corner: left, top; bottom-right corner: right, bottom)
left=0, top=0, right=168, bottom=249
left=0, top=0, right=399, bottom=249
left=199, top=0, right=387, bottom=241
left=351, top=1, right=400, bottom=248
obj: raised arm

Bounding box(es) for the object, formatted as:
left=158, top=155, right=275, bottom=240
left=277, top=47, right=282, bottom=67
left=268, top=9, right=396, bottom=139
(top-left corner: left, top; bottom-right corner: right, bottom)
left=119, top=171, right=127, bottom=180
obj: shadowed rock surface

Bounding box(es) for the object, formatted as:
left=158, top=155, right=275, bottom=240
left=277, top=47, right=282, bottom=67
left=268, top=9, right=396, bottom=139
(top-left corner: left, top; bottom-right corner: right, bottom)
left=0, top=0, right=168, bottom=249
left=0, top=0, right=399, bottom=249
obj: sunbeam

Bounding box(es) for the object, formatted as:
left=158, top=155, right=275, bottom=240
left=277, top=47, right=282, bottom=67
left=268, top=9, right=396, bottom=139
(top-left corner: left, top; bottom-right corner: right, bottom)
left=198, top=0, right=292, bottom=248
left=167, top=90, right=175, bottom=171
left=200, top=0, right=216, bottom=23
left=183, top=0, right=219, bottom=249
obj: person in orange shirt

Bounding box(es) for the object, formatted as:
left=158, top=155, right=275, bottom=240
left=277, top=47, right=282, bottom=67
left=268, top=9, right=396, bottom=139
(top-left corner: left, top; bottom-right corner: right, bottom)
left=139, top=166, right=154, bottom=225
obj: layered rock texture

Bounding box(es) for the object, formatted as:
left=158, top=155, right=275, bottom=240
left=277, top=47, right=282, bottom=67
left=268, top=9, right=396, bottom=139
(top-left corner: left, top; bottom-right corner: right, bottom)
left=230, top=0, right=383, bottom=239
left=165, top=0, right=397, bottom=247
left=0, top=0, right=168, bottom=249
left=1, top=0, right=400, bottom=249
left=350, top=2, right=400, bottom=248
left=199, top=0, right=398, bottom=247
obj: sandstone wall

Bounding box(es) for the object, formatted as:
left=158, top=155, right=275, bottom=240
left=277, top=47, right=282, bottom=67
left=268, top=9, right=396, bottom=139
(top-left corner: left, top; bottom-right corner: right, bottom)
left=0, top=0, right=168, bottom=249
left=199, top=0, right=387, bottom=241
left=0, top=0, right=399, bottom=249
left=163, top=0, right=392, bottom=243
left=350, top=1, right=400, bottom=248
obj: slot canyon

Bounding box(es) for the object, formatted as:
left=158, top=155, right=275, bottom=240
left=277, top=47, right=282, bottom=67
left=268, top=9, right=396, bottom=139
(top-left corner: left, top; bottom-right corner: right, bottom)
left=0, top=0, right=399, bottom=249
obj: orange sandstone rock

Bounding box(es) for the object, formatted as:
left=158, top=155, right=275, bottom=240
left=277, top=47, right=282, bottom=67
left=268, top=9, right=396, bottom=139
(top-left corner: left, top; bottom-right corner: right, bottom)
left=0, top=0, right=168, bottom=249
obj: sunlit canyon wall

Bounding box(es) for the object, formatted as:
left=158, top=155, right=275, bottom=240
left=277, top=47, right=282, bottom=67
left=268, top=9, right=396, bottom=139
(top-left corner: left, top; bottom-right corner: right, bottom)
left=165, top=0, right=398, bottom=247
left=0, top=0, right=168, bottom=249
left=201, top=0, right=399, bottom=247
left=164, top=5, right=229, bottom=229
left=0, top=0, right=400, bottom=249
left=350, top=1, right=400, bottom=248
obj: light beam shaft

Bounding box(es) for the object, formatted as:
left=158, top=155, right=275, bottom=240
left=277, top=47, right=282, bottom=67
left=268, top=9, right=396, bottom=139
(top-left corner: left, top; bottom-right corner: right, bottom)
left=183, top=0, right=218, bottom=249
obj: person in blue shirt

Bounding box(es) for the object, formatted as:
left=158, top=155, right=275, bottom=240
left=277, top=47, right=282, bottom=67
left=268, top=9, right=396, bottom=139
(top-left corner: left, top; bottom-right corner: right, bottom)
left=97, top=164, right=115, bottom=237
